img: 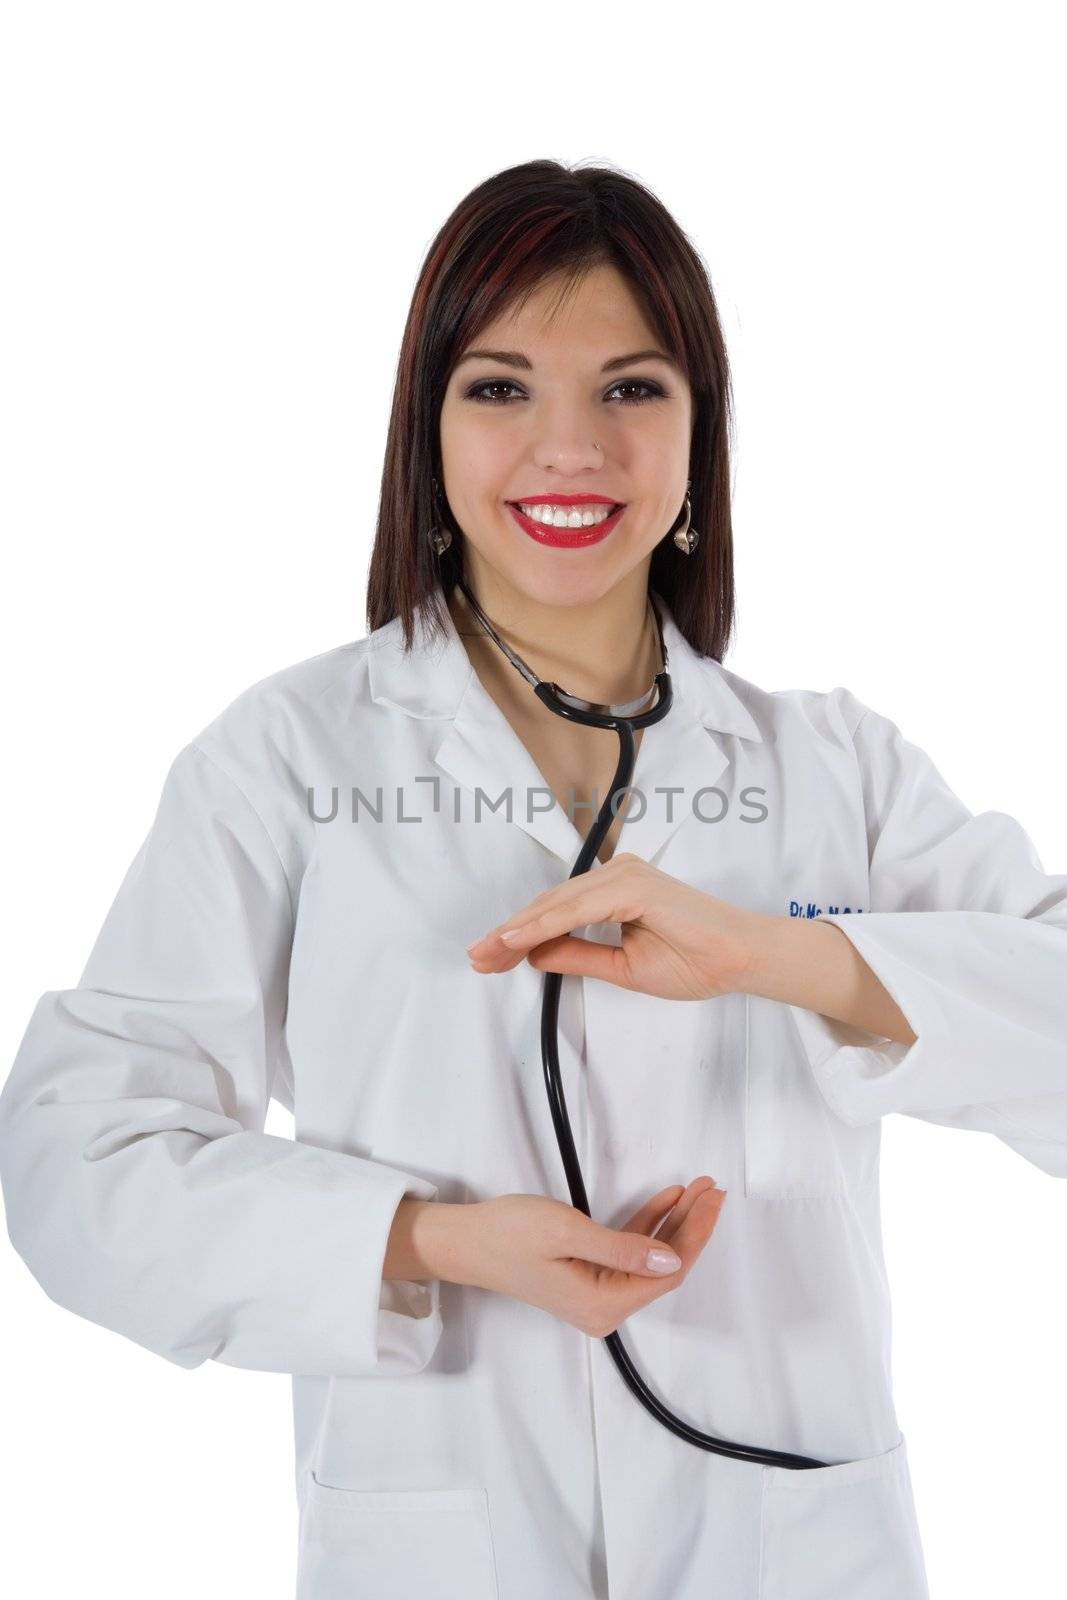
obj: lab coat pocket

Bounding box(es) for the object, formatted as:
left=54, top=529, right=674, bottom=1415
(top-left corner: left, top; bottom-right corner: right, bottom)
left=758, top=1433, right=928, bottom=1599
left=744, top=994, right=877, bottom=1199
left=297, top=1473, right=500, bottom=1599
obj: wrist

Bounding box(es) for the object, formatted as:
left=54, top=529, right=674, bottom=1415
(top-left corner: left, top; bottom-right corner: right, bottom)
left=733, top=909, right=793, bottom=999
left=384, top=1198, right=480, bottom=1288
left=734, top=910, right=839, bottom=1004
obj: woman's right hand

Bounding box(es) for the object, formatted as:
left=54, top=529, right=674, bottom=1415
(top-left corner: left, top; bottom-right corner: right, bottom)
left=456, top=1179, right=727, bottom=1339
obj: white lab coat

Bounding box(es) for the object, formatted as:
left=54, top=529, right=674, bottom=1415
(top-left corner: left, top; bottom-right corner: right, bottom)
left=2, top=580, right=1065, bottom=1600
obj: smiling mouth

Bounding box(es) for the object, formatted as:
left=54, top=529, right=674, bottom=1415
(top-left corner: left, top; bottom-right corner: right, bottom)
left=506, top=501, right=626, bottom=525
left=505, top=501, right=627, bottom=547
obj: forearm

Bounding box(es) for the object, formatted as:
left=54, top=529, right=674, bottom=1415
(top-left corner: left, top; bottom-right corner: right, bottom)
left=383, top=1198, right=476, bottom=1287
left=738, top=912, right=918, bottom=1046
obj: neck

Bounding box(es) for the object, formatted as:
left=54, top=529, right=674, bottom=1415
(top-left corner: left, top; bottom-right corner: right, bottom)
left=446, top=567, right=661, bottom=711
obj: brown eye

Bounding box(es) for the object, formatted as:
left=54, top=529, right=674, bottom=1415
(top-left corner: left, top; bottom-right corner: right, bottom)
left=608, top=380, right=665, bottom=406
left=466, top=381, right=525, bottom=404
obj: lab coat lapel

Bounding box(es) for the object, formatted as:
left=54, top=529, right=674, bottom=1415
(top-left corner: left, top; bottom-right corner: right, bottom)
left=618, top=599, right=764, bottom=864
left=366, top=582, right=763, bottom=870
left=612, top=694, right=732, bottom=867
left=434, top=666, right=588, bottom=865
left=366, top=586, right=581, bottom=864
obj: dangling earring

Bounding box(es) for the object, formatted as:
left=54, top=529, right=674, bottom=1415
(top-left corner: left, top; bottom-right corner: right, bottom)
left=428, top=475, right=452, bottom=555
left=673, top=480, right=699, bottom=555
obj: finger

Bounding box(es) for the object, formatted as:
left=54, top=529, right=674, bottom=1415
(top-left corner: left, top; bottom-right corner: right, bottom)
left=562, top=1209, right=688, bottom=1278
left=642, top=1178, right=714, bottom=1241
left=468, top=927, right=635, bottom=983
left=598, top=1181, right=726, bottom=1326
left=467, top=931, right=619, bottom=979
left=470, top=871, right=643, bottom=959
left=570, top=1179, right=719, bottom=1285
left=619, top=1184, right=687, bottom=1238
left=659, top=1183, right=726, bottom=1261
left=526, top=934, right=633, bottom=984
left=619, top=1183, right=725, bottom=1309
left=464, top=881, right=581, bottom=957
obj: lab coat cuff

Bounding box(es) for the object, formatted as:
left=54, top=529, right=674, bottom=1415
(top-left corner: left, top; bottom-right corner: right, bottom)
left=354, top=1162, right=444, bottom=1377
left=787, top=913, right=948, bottom=1128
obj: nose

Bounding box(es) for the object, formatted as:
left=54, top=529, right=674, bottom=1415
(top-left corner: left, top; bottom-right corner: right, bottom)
left=531, top=411, right=609, bottom=476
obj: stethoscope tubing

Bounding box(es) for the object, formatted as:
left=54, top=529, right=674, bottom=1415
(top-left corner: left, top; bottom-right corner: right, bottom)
left=455, top=575, right=826, bottom=1466
left=535, top=674, right=827, bottom=1469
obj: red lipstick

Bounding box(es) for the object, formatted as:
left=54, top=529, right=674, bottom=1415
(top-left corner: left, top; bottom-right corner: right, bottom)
left=506, top=494, right=627, bottom=549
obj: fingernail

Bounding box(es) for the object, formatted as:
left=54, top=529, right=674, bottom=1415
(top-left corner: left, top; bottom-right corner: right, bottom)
left=498, top=928, right=523, bottom=943
left=647, top=1248, right=682, bottom=1273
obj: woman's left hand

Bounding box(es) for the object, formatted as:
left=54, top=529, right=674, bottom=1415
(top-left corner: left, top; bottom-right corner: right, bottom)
left=465, top=853, right=759, bottom=1002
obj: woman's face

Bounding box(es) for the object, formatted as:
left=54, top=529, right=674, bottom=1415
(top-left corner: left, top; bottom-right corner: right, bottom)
left=438, top=262, right=694, bottom=611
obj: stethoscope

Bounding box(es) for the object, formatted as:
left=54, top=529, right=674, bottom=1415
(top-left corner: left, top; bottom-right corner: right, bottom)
left=456, top=573, right=827, bottom=1470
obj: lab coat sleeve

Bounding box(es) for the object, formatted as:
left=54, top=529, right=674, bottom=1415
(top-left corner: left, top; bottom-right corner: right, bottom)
left=788, top=689, right=1067, bottom=1177
left=0, top=740, right=446, bottom=1375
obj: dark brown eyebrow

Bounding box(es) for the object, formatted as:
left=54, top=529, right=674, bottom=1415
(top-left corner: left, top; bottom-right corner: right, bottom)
left=454, top=347, right=679, bottom=374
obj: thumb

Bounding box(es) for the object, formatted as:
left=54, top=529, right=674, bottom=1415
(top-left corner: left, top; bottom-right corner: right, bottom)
left=568, top=1216, right=682, bottom=1277
left=526, top=933, right=624, bottom=984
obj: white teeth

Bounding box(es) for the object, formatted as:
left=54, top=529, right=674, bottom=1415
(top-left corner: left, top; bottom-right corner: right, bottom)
left=516, top=503, right=617, bottom=528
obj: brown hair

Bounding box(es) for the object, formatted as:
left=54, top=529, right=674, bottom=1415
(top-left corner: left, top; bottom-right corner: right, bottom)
left=366, top=158, right=737, bottom=661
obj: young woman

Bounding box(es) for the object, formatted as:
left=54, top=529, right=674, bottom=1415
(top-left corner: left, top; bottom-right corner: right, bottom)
left=2, top=159, right=1064, bottom=1600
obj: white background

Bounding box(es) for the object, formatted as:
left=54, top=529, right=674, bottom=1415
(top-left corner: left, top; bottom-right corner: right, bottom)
left=1, top=2, right=1064, bottom=1595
